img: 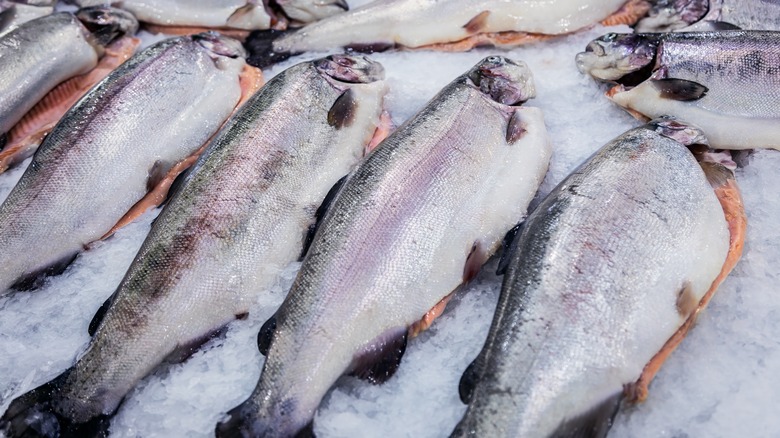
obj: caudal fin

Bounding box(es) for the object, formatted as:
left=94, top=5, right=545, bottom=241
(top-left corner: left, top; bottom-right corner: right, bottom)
left=243, top=30, right=295, bottom=68
left=0, top=371, right=111, bottom=438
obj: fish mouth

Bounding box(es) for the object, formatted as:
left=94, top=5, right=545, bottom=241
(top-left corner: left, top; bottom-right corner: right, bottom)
left=634, top=0, right=709, bottom=32
left=193, top=31, right=248, bottom=59
left=277, top=0, right=349, bottom=23
left=314, top=54, right=385, bottom=84
left=467, top=56, right=536, bottom=106
left=646, top=116, right=709, bottom=146
left=76, top=6, right=139, bottom=46
left=575, top=33, right=660, bottom=85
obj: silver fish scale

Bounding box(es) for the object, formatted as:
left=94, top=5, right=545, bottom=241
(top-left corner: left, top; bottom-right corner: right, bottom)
left=248, top=75, right=542, bottom=435
left=719, top=0, right=780, bottom=30
left=51, top=61, right=382, bottom=423
left=658, top=31, right=780, bottom=118
left=0, top=12, right=97, bottom=135
left=0, top=35, right=243, bottom=294
left=453, top=127, right=729, bottom=437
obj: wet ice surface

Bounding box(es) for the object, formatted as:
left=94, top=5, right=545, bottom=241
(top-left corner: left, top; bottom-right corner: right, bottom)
left=1, top=19, right=779, bottom=438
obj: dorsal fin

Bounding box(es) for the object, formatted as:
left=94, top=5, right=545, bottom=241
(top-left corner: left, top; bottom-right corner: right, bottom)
left=10, top=251, right=79, bottom=292
left=300, top=175, right=348, bottom=260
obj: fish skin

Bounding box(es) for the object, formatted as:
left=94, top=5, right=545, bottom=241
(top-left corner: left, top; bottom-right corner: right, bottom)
left=0, top=13, right=99, bottom=138
left=276, top=0, right=349, bottom=24
left=76, top=0, right=273, bottom=30
left=451, top=121, right=731, bottom=438
left=216, top=56, right=552, bottom=438
left=635, top=0, right=780, bottom=32
left=0, top=8, right=138, bottom=142
left=0, top=33, right=247, bottom=295
left=577, top=31, right=780, bottom=150
left=0, top=0, right=54, bottom=38
left=271, top=0, right=633, bottom=53
left=0, top=54, right=386, bottom=436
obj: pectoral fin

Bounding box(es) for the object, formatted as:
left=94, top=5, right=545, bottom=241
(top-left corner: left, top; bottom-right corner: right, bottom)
left=350, top=328, right=408, bottom=384
left=328, top=89, right=358, bottom=129
left=552, top=391, right=623, bottom=438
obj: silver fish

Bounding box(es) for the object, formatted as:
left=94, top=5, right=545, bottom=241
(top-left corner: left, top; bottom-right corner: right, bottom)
left=247, top=0, right=649, bottom=66
left=635, top=0, right=780, bottom=32
left=0, top=54, right=386, bottom=437
left=216, top=56, right=552, bottom=437
left=452, top=118, right=746, bottom=438
left=576, top=31, right=780, bottom=150
left=0, top=32, right=248, bottom=294
left=0, top=8, right=138, bottom=148
left=0, top=0, right=55, bottom=38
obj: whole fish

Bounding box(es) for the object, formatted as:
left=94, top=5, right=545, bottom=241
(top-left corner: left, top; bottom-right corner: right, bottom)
left=0, top=8, right=138, bottom=150
left=0, top=0, right=54, bottom=37
left=576, top=31, right=780, bottom=150
left=245, top=0, right=650, bottom=67
left=0, top=32, right=254, bottom=294
left=216, top=56, right=552, bottom=437
left=452, top=118, right=746, bottom=438
left=0, top=53, right=386, bottom=438
left=635, top=0, right=780, bottom=32
left=75, top=0, right=347, bottom=35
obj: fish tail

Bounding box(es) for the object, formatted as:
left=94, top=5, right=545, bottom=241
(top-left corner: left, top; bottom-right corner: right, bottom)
left=0, top=370, right=111, bottom=438
left=244, top=29, right=295, bottom=68
left=215, top=399, right=314, bottom=438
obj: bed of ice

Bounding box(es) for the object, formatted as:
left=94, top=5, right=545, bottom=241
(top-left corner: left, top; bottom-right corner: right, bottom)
left=2, top=6, right=779, bottom=438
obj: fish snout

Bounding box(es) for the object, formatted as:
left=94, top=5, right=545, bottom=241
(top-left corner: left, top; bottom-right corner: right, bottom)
left=193, top=31, right=248, bottom=60
left=634, top=0, right=709, bottom=32
left=76, top=6, right=139, bottom=47
left=576, top=33, right=657, bottom=82
left=468, top=56, right=536, bottom=105
left=315, top=54, right=386, bottom=84
left=277, top=0, right=349, bottom=23
left=646, top=116, right=709, bottom=146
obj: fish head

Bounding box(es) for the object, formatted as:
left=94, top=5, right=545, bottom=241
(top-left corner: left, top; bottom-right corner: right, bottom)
left=193, top=31, right=248, bottom=59
left=192, top=32, right=248, bottom=71
left=76, top=6, right=139, bottom=47
left=646, top=116, right=709, bottom=146
left=467, top=56, right=536, bottom=106
left=314, top=54, right=385, bottom=84
left=277, top=0, right=349, bottom=24
left=575, top=33, right=659, bottom=83
left=634, top=0, right=709, bottom=32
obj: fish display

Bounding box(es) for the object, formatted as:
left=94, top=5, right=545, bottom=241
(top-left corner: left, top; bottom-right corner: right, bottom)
left=245, top=0, right=651, bottom=66
left=0, top=32, right=257, bottom=295
left=0, top=0, right=54, bottom=37
left=216, top=56, right=552, bottom=437
left=576, top=31, right=780, bottom=150
left=0, top=53, right=386, bottom=438
left=0, top=8, right=138, bottom=155
left=74, top=0, right=348, bottom=37
left=635, top=0, right=780, bottom=32
left=452, top=118, right=746, bottom=438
